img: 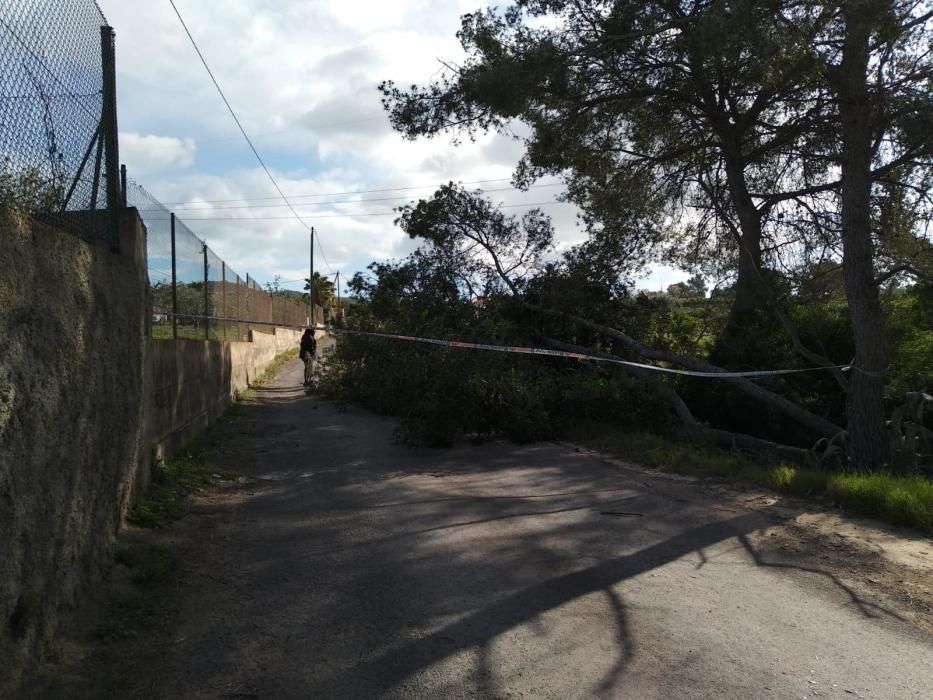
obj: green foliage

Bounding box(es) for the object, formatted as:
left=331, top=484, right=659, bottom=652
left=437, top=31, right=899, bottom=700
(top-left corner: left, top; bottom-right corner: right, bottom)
left=305, top=272, right=336, bottom=307
left=150, top=324, right=233, bottom=341
left=885, top=286, right=933, bottom=393
left=318, top=254, right=672, bottom=447
left=380, top=0, right=932, bottom=475
left=0, top=158, right=64, bottom=216
left=761, top=464, right=830, bottom=497
left=127, top=453, right=212, bottom=528
left=321, top=335, right=562, bottom=446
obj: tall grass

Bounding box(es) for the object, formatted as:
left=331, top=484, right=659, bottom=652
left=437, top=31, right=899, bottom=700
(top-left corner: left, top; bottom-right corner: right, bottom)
left=827, top=472, right=933, bottom=531
left=594, top=430, right=933, bottom=533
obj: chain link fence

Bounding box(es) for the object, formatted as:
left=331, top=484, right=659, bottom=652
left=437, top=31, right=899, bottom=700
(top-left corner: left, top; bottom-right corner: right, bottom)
left=127, top=180, right=312, bottom=341
left=0, top=0, right=120, bottom=246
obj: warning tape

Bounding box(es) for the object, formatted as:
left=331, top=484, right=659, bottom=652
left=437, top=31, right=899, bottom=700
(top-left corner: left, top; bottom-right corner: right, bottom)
left=313, top=327, right=850, bottom=380
left=155, top=312, right=849, bottom=380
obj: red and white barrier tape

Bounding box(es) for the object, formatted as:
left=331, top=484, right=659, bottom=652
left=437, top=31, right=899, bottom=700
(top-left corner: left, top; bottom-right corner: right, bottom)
left=314, top=326, right=850, bottom=380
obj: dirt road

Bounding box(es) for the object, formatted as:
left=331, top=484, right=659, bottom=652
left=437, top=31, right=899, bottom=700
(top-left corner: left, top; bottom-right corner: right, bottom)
left=32, top=358, right=933, bottom=699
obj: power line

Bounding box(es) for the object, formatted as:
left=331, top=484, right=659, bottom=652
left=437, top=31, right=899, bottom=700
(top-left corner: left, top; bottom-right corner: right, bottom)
left=194, top=115, right=386, bottom=143
left=149, top=183, right=564, bottom=212
left=140, top=200, right=573, bottom=221
left=316, top=234, right=332, bottom=273
left=167, top=0, right=334, bottom=273
left=158, top=177, right=525, bottom=206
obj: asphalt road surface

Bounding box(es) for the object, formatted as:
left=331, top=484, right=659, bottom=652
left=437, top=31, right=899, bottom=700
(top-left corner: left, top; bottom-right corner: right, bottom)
left=46, top=358, right=933, bottom=699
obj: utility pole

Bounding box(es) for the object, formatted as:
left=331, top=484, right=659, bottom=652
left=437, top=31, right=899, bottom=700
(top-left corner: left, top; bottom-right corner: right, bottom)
left=309, top=227, right=315, bottom=328
left=221, top=261, right=226, bottom=341
left=203, top=242, right=209, bottom=340
left=334, top=271, right=340, bottom=317
left=170, top=213, right=177, bottom=339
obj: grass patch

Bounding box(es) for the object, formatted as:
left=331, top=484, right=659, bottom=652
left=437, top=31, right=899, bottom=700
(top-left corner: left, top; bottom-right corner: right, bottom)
left=253, top=348, right=300, bottom=388
left=760, top=464, right=830, bottom=497
left=588, top=429, right=933, bottom=533
left=113, top=543, right=176, bottom=584
left=127, top=452, right=212, bottom=528
left=127, top=349, right=298, bottom=528
left=238, top=348, right=300, bottom=400
left=593, top=430, right=754, bottom=478
left=827, top=472, right=933, bottom=531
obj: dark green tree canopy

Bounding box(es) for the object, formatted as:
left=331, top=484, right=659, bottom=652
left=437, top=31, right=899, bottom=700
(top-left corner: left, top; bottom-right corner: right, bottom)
left=381, top=0, right=932, bottom=303
left=377, top=0, right=933, bottom=470
left=396, top=182, right=555, bottom=296
left=381, top=1, right=837, bottom=296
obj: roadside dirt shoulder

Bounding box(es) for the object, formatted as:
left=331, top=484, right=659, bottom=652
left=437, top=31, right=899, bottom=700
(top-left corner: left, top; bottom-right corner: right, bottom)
left=590, top=449, right=933, bottom=635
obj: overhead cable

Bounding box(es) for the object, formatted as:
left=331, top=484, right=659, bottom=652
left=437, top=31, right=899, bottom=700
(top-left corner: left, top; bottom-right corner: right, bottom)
left=157, top=177, right=529, bottom=206
left=139, top=200, right=573, bottom=221
left=167, top=0, right=334, bottom=272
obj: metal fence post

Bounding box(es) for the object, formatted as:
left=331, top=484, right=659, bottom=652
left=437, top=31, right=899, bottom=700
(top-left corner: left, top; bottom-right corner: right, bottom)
left=120, top=164, right=127, bottom=207
left=100, top=26, right=120, bottom=250
left=203, top=243, right=210, bottom=340
left=170, top=213, right=178, bottom=340
left=221, top=261, right=227, bottom=341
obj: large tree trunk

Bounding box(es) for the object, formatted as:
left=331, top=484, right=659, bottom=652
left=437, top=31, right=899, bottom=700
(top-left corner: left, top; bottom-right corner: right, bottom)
left=836, top=1, right=890, bottom=470
left=723, top=150, right=766, bottom=316
left=710, top=143, right=784, bottom=375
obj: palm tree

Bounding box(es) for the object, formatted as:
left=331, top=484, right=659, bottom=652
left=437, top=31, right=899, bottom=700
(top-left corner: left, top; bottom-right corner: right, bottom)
left=304, top=272, right=336, bottom=307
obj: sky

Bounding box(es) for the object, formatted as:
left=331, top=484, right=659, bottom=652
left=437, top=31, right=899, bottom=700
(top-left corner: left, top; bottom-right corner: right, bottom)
left=99, top=0, right=689, bottom=293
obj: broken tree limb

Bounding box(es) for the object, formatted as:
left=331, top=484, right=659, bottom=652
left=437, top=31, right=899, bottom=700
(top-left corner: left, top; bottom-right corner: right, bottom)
left=532, top=303, right=844, bottom=439
left=544, top=338, right=815, bottom=465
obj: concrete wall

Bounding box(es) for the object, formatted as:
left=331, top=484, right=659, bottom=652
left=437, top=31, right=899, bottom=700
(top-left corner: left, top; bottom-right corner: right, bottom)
left=148, top=327, right=302, bottom=466
left=0, top=206, right=305, bottom=692
left=0, top=208, right=149, bottom=691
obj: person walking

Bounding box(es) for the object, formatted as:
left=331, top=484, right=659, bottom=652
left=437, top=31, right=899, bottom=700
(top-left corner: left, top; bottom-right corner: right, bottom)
left=299, top=328, right=316, bottom=387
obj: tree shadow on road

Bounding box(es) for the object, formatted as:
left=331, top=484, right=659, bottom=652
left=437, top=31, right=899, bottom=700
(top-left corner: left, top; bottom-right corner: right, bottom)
left=31, top=379, right=922, bottom=700
left=735, top=533, right=906, bottom=624
left=313, top=511, right=766, bottom=697
left=173, top=387, right=918, bottom=697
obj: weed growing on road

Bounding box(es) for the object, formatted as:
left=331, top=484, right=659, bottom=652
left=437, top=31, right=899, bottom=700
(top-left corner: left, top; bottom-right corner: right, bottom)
left=127, top=452, right=212, bottom=528
left=762, top=464, right=829, bottom=497
left=253, top=348, right=299, bottom=389
left=595, top=431, right=933, bottom=533
left=237, top=348, right=300, bottom=401
left=113, top=543, right=176, bottom=585
left=129, top=349, right=299, bottom=528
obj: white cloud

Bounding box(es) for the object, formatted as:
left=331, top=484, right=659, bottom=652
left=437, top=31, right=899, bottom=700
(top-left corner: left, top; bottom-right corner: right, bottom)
left=120, top=132, right=197, bottom=174
left=638, top=266, right=691, bottom=292
left=101, top=0, right=663, bottom=292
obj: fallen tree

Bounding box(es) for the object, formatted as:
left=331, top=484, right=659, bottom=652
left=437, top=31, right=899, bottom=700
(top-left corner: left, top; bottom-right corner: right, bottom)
left=397, top=183, right=844, bottom=455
